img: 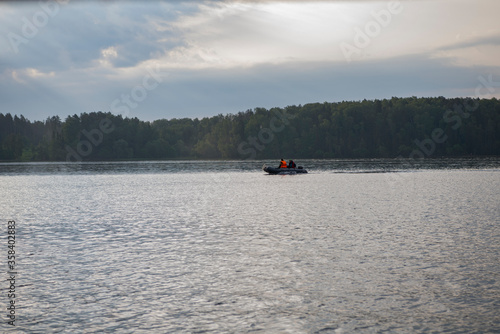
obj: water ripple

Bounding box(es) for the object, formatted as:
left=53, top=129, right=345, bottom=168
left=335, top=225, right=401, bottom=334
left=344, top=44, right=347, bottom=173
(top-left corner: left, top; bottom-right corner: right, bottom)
left=0, top=165, right=499, bottom=333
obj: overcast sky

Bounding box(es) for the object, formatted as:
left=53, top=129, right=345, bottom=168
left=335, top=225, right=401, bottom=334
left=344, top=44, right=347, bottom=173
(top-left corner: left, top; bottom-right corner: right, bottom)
left=1, top=0, right=499, bottom=121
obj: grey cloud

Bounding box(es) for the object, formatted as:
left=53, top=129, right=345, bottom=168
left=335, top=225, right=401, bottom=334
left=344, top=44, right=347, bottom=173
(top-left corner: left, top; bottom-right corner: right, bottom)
left=2, top=0, right=500, bottom=122
left=2, top=50, right=498, bottom=122
left=1, top=2, right=191, bottom=72
left=124, top=53, right=500, bottom=121
left=438, top=34, right=500, bottom=51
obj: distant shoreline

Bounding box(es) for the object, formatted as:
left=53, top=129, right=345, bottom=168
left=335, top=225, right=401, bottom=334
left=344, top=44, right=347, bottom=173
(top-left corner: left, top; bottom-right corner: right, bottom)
left=1, top=97, right=499, bottom=162
left=1, top=155, right=499, bottom=164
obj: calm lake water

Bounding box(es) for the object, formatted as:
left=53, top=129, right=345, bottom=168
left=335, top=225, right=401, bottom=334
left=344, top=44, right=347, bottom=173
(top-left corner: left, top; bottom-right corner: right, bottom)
left=1, top=159, right=499, bottom=333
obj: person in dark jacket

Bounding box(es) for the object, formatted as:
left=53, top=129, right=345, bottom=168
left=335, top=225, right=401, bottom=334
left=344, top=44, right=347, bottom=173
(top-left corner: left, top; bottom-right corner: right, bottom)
left=288, top=160, right=296, bottom=169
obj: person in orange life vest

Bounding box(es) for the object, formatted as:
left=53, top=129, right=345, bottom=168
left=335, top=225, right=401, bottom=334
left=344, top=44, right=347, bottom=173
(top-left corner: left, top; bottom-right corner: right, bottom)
left=279, top=159, right=287, bottom=168
left=288, top=160, right=296, bottom=169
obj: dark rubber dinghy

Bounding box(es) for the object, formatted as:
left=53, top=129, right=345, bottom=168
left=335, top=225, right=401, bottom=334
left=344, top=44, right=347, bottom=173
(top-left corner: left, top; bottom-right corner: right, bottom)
left=262, top=165, right=308, bottom=175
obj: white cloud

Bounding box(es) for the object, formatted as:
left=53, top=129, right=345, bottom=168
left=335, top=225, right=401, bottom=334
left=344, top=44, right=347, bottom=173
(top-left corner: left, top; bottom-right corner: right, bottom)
left=98, top=46, right=119, bottom=67
left=362, top=0, right=500, bottom=64
left=161, top=1, right=362, bottom=68
left=147, top=0, right=500, bottom=70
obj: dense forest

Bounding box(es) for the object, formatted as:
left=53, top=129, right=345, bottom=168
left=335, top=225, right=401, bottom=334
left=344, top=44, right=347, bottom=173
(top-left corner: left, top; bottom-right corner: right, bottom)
left=1, top=97, right=499, bottom=162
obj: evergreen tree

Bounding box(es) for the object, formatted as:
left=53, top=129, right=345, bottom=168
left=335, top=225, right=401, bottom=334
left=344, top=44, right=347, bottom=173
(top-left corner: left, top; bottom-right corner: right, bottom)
left=0, top=97, right=499, bottom=161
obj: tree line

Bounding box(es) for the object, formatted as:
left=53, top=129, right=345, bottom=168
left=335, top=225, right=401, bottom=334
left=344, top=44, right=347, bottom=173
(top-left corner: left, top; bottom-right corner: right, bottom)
left=1, top=96, right=499, bottom=161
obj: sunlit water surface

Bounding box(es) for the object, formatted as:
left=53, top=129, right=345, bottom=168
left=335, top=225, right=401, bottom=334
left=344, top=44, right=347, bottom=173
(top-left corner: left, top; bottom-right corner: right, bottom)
left=0, top=159, right=499, bottom=333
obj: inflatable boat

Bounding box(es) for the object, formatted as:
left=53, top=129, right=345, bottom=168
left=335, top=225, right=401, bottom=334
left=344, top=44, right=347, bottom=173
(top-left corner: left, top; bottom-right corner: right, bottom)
left=262, top=165, right=308, bottom=175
